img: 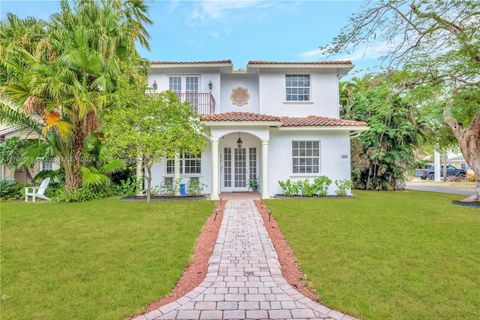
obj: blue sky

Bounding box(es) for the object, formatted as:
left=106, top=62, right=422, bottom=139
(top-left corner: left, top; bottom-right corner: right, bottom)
left=1, top=0, right=384, bottom=75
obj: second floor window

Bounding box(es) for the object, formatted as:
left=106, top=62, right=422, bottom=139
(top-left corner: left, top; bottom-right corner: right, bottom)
left=169, top=76, right=182, bottom=94
left=286, top=74, right=310, bottom=101
left=168, top=76, right=199, bottom=94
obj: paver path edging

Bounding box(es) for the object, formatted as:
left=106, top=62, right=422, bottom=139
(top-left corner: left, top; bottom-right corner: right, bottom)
left=134, top=199, right=357, bottom=320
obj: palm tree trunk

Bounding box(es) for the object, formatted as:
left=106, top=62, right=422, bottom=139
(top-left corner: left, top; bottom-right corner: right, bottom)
left=65, top=119, right=84, bottom=190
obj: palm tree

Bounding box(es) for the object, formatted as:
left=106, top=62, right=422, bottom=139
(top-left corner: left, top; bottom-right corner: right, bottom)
left=0, top=0, right=151, bottom=190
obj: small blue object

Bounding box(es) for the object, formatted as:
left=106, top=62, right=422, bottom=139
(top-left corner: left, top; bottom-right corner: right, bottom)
left=180, top=183, right=186, bottom=196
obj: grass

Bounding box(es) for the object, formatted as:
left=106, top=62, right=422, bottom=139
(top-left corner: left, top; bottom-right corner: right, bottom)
left=0, top=198, right=215, bottom=320
left=264, top=191, right=480, bottom=320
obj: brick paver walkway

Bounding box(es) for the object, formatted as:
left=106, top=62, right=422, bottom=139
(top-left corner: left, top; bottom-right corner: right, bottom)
left=134, top=200, right=355, bottom=320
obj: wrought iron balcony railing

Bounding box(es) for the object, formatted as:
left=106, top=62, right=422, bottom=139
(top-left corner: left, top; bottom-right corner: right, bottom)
left=176, top=92, right=215, bottom=115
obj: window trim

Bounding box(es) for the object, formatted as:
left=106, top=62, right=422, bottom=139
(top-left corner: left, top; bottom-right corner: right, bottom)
left=41, top=160, right=54, bottom=171
left=291, top=140, right=320, bottom=175
left=285, top=74, right=311, bottom=102
left=166, top=153, right=202, bottom=175
left=168, top=75, right=201, bottom=93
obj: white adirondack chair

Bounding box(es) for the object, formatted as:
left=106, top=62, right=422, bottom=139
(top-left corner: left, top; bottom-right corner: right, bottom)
left=25, top=177, right=51, bottom=202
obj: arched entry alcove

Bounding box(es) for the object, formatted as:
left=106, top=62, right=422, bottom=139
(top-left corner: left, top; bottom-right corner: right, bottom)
left=209, top=127, right=270, bottom=200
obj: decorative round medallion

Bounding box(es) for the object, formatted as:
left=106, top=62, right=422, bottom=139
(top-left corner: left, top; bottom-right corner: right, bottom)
left=230, top=87, right=250, bottom=106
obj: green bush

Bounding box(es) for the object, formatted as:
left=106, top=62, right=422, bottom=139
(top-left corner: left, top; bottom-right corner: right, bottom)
left=188, top=179, right=204, bottom=196
left=278, top=179, right=305, bottom=196
left=335, top=179, right=352, bottom=196
left=0, top=179, right=23, bottom=200
left=301, top=179, right=317, bottom=197
left=313, top=176, right=332, bottom=197
left=111, top=178, right=140, bottom=197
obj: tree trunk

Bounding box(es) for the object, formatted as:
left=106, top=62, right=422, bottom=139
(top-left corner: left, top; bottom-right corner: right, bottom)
left=446, top=112, right=480, bottom=201
left=442, top=152, right=448, bottom=182
left=65, top=119, right=84, bottom=190
left=146, top=164, right=152, bottom=202
left=136, top=152, right=144, bottom=196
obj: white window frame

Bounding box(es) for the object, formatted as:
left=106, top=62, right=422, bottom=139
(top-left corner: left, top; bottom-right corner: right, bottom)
left=168, top=75, right=200, bottom=94
left=41, top=160, right=53, bottom=171
left=166, top=153, right=201, bottom=175
left=291, top=141, right=320, bottom=174
left=286, top=74, right=311, bottom=102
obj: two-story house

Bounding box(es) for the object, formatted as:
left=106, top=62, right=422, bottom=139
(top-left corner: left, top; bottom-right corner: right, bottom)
left=148, top=60, right=367, bottom=199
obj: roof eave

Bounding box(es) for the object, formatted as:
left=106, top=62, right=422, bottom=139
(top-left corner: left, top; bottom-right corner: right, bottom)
left=278, top=126, right=368, bottom=131
left=203, top=121, right=283, bottom=127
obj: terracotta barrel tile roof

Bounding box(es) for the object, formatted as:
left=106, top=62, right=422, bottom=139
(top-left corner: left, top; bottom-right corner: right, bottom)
left=280, top=115, right=367, bottom=127
left=151, top=60, right=232, bottom=65
left=248, top=60, right=352, bottom=65
left=202, top=112, right=281, bottom=122
left=202, top=112, right=367, bottom=127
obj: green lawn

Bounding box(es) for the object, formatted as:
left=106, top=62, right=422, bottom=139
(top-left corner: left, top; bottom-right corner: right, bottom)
left=265, top=191, right=479, bottom=320
left=0, top=198, right=215, bottom=320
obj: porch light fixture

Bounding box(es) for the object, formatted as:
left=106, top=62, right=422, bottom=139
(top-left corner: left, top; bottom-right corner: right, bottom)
left=208, top=80, right=213, bottom=91
left=237, top=133, right=243, bottom=148
left=152, top=80, right=158, bottom=91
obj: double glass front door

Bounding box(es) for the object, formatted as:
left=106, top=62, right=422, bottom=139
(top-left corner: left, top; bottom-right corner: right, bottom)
left=223, top=147, right=257, bottom=191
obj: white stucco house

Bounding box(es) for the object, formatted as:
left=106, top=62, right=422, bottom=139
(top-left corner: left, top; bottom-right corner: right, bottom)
left=147, top=60, right=367, bottom=199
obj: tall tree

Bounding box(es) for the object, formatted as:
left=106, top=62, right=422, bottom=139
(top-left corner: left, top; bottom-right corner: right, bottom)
left=0, top=0, right=151, bottom=190
left=324, top=0, right=480, bottom=201
left=341, top=72, right=428, bottom=190
left=103, top=89, right=208, bottom=202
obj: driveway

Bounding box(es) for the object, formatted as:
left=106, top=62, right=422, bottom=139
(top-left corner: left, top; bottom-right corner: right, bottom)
left=405, top=181, right=476, bottom=196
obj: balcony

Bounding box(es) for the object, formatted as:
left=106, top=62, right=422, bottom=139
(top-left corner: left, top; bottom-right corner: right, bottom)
left=176, top=92, right=215, bottom=115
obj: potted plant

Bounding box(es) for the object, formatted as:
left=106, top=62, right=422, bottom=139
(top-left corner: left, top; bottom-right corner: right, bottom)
left=248, top=177, right=259, bottom=192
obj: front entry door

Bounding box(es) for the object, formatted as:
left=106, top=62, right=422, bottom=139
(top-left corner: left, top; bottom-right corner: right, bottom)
left=223, top=147, right=256, bottom=191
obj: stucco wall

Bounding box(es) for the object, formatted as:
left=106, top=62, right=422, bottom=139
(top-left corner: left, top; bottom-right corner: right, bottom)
left=150, top=128, right=352, bottom=196
left=259, top=70, right=340, bottom=118
left=147, top=68, right=341, bottom=118
left=149, top=140, right=213, bottom=194
left=219, top=74, right=259, bottom=113
left=268, top=130, right=351, bottom=196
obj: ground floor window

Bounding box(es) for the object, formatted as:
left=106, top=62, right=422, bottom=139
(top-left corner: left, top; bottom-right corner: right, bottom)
left=292, top=141, right=319, bottom=173
left=41, top=160, right=53, bottom=171
left=166, top=153, right=201, bottom=174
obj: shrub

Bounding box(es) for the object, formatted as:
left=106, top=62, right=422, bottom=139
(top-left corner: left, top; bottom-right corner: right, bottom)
left=279, top=179, right=294, bottom=196
left=112, top=178, right=140, bottom=197
left=466, top=171, right=477, bottom=182
left=188, top=179, right=204, bottom=196
left=248, top=177, right=259, bottom=191
left=292, top=180, right=302, bottom=195
left=301, top=179, right=317, bottom=197
left=313, top=176, right=332, bottom=197
left=0, top=179, right=23, bottom=200
left=335, top=179, right=352, bottom=196
left=278, top=179, right=304, bottom=196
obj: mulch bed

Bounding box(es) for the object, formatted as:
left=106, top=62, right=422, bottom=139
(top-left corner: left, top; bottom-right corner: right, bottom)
left=254, top=199, right=320, bottom=302
left=274, top=194, right=354, bottom=199
left=129, top=200, right=226, bottom=318
left=122, top=195, right=206, bottom=201
left=452, top=200, right=480, bottom=208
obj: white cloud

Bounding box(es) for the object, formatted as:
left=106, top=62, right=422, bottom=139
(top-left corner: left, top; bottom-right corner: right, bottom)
left=299, top=41, right=397, bottom=62
left=187, top=0, right=293, bottom=27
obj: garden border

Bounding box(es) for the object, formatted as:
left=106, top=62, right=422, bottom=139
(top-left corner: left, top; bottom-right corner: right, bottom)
left=254, top=199, right=320, bottom=303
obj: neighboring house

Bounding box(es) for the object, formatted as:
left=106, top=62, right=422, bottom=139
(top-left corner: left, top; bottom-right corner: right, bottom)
left=448, top=155, right=471, bottom=171
left=148, top=60, right=367, bottom=198
left=0, top=125, right=59, bottom=184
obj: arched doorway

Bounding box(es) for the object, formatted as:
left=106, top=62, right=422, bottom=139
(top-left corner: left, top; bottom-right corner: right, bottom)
left=219, top=132, right=260, bottom=192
